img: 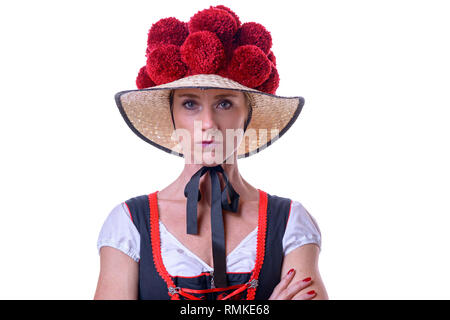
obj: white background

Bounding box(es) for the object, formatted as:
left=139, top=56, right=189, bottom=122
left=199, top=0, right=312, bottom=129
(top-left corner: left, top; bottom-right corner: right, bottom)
left=0, top=0, right=449, bottom=299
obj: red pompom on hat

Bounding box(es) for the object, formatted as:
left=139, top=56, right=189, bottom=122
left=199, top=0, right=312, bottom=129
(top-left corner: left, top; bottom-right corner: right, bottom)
left=136, top=65, right=156, bottom=89
left=120, top=5, right=308, bottom=171
left=255, top=63, right=280, bottom=94
left=188, top=7, right=238, bottom=44
left=147, top=17, right=189, bottom=51
left=180, top=31, right=226, bottom=74
left=227, top=45, right=272, bottom=88
left=235, top=22, right=272, bottom=54
left=136, top=5, right=283, bottom=95
left=212, top=5, right=241, bottom=28
left=216, top=66, right=230, bottom=79
left=267, top=50, right=277, bottom=66
left=146, top=44, right=188, bottom=85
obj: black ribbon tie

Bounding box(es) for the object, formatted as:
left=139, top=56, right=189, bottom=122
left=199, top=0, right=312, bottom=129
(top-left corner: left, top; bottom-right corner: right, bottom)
left=183, top=165, right=240, bottom=288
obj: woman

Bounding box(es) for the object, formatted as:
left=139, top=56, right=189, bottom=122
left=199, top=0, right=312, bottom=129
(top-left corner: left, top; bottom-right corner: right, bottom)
left=94, top=5, right=328, bottom=300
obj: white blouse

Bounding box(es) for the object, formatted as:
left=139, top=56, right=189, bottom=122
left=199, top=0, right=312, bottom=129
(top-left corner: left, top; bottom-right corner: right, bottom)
left=97, top=199, right=321, bottom=277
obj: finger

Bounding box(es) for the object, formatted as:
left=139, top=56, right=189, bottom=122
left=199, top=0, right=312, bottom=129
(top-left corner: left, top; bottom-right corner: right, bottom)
left=269, top=268, right=295, bottom=299
left=278, top=277, right=313, bottom=300
left=268, top=268, right=296, bottom=299
left=292, top=289, right=317, bottom=300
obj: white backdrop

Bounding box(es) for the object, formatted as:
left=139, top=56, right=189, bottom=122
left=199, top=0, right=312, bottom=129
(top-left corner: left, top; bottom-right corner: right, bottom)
left=0, top=0, right=449, bottom=299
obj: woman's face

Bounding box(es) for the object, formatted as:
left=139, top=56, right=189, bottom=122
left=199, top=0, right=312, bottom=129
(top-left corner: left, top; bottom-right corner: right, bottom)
left=171, top=88, right=249, bottom=165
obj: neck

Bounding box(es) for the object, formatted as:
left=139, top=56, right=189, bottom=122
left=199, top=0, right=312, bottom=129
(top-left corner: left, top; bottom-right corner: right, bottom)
left=186, top=162, right=243, bottom=206
left=159, top=159, right=258, bottom=205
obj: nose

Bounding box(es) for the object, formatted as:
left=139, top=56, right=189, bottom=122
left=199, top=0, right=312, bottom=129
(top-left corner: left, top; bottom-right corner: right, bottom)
left=199, top=105, right=218, bottom=132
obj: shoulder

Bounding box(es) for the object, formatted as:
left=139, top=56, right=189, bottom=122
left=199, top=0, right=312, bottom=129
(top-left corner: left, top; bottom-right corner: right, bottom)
left=97, top=200, right=141, bottom=263
left=282, top=199, right=322, bottom=255
left=122, top=193, right=155, bottom=225
left=97, top=200, right=137, bottom=237
left=101, top=202, right=133, bottom=226
left=123, top=194, right=151, bottom=209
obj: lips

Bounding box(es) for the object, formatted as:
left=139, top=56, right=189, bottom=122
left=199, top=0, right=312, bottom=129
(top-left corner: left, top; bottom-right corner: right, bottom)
left=198, top=140, right=217, bottom=148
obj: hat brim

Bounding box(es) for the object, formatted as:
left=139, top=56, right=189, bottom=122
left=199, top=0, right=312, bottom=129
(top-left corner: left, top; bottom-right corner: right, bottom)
left=115, top=74, right=304, bottom=159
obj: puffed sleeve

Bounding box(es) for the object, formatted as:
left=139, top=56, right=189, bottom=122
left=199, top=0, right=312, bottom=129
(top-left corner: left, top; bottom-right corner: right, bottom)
left=97, top=202, right=141, bottom=262
left=282, top=200, right=322, bottom=255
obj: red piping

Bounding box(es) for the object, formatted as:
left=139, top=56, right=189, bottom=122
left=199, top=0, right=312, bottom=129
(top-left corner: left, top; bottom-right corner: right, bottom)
left=123, top=202, right=133, bottom=223
left=246, top=189, right=268, bottom=300
left=148, top=189, right=269, bottom=300
left=148, top=191, right=180, bottom=299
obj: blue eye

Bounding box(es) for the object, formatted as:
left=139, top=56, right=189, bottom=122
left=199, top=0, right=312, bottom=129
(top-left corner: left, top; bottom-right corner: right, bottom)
left=218, top=100, right=232, bottom=109
left=181, top=99, right=232, bottom=110
left=182, top=100, right=196, bottom=110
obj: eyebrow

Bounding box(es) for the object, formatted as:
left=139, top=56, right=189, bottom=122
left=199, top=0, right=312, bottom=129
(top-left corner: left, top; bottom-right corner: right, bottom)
left=176, top=93, right=239, bottom=99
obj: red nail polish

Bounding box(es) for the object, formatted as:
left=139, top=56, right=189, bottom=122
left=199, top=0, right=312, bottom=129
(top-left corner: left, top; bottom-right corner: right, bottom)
left=287, top=268, right=295, bottom=275
left=302, top=277, right=312, bottom=282
left=307, top=290, right=316, bottom=295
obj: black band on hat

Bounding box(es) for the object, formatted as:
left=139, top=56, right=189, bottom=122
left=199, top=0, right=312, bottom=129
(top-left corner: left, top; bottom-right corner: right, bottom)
left=183, top=165, right=240, bottom=288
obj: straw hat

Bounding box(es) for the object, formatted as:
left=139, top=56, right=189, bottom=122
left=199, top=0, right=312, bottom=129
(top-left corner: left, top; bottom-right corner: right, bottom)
left=114, top=5, right=305, bottom=159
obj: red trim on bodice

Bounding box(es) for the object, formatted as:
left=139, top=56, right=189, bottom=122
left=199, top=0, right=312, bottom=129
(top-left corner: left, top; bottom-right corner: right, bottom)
left=147, top=189, right=268, bottom=300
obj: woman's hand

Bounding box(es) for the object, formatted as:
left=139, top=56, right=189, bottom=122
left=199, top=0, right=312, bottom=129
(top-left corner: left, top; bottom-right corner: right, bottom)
left=268, top=268, right=316, bottom=300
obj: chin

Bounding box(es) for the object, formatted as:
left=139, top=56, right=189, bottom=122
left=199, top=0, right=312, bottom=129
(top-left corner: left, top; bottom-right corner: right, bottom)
left=193, top=150, right=222, bottom=166
left=188, top=147, right=237, bottom=166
